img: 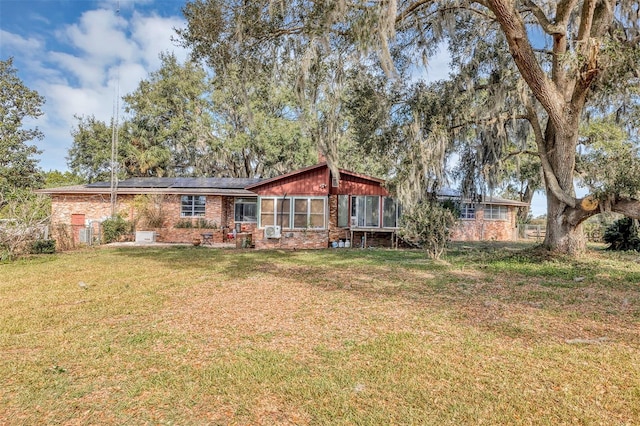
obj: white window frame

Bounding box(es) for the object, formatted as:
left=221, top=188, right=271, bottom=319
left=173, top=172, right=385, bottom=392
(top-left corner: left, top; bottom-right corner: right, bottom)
left=259, top=197, right=290, bottom=229
left=293, top=197, right=326, bottom=229
left=484, top=204, right=508, bottom=220
left=460, top=203, right=476, bottom=220
left=351, top=195, right=380, bottom=228
left=259, top=196, right=327, bottom=230
left=234, top=197, right=257, bottom=223
left=181, top=195, right=206, bottom=217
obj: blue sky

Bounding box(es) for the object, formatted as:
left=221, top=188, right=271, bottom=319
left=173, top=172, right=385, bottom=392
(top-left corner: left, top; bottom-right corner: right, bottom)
left=1, top=0, right=189, bottom=170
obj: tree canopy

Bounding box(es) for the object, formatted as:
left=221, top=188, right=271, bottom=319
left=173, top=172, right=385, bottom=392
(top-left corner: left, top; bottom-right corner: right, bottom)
left=0, top=58, right=44, bottom=195
left=67, top=53, right=316, bottom=181
left=178, top=0, right=639, bottom=254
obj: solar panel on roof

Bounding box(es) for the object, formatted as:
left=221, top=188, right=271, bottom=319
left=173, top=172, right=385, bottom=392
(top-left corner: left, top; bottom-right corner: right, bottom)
left=86, top=177, right=263, bottom=190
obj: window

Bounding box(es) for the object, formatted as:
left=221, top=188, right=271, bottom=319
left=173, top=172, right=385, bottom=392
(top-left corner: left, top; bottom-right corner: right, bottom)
left=260, top=197, right=326, bottom=229
left=351, top=195, right=380, bottom=228
left=460, top=203, right=476, bottom=220
left=382, top=197, right=402, bottom=228
left=259, top=198, right=291, bottom=228
left=337, top=195, right=349, bottom=227
left=181, top=195, right=206, bottom=217
left=260, top=198, right=274, bottom=226
left=293, top=198, right=326, bottom=229
left=485, top=205, right=508, bottom=220
left=234, top=198, right=257, bottom=222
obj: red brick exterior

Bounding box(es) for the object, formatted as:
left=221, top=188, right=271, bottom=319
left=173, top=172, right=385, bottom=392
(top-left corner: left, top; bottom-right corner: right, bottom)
left=450, top=205, right=518, bottom=241
left=253, top=228, right=329, bottom=249
left=45, top=165, right=523, bottom=250
left=49, top=193, right=258, bottom=246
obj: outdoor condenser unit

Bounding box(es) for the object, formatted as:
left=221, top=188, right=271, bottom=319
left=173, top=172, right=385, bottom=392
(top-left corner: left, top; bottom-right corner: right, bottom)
left=135, top=231, right=156, bottom=243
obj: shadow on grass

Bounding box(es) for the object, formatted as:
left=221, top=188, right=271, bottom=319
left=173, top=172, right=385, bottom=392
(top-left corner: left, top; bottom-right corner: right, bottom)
left=106, top=242, right=640, bottom=342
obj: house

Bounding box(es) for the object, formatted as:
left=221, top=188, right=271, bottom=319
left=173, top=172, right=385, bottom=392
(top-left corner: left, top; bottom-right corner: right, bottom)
left=438, top=188, right=529, bottom=242
left=245, top=163, right=401, bottom=249
left=37, top=177, right=261, bottom=246
left=37, top=163, right=527, bottom=249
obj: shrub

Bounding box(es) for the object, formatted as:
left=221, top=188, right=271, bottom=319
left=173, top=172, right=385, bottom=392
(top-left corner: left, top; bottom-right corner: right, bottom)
left=29, top=239, right=56, bottom=254
left=398, top=200, right=458, bottom=259
left=603, top=217, right=640, bottom=251
left=175, top=218, right=217, bottom=229
left=133, top=195, right=166, bottom=228
left=102, top=215, right=132, bottom=243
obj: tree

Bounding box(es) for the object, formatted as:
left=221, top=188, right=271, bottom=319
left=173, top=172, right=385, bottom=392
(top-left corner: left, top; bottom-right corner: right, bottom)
left=122, top=53, right=216, bottom=177
left=398, top=199, right=458, bottom=259
left=0, top=58, right=44, bottom=195
left=41, top=170, right=85, bottom=188
left=179, top=0, right=639, bottom=254
left=67, top=115, right=119, bottom=183
left=0, top=188, right=50, bottom=260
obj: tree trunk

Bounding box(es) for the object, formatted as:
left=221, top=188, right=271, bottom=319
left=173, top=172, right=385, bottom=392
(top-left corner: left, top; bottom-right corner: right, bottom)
left=541, top=119, right=587, bottom=254
left=543, top=191, right=587, bottom=255
left=516, top=184, right=533, bottom=223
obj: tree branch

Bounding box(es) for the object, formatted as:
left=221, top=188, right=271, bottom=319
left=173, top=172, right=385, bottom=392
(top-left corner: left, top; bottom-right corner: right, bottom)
left=486, top=0, right=567, bottom=132
left=521, top=0, right=564, bottom=35
left=396, top=0, right=434, bottom=23
left=611, top=197, right=640, bottom=219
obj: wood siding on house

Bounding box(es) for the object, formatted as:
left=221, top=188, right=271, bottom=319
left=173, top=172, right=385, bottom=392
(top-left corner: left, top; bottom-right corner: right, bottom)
left=251, top=167, right=329, bottom=197
left=330, top=173, right=389, bottom=197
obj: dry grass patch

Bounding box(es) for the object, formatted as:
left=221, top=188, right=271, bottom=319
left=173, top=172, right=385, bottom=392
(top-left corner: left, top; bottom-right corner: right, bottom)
left=0, top=243, right=639, bottom=424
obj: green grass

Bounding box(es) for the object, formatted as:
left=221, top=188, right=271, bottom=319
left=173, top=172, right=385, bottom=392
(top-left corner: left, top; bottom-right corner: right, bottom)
left=1, top=242, right=639, bottom=424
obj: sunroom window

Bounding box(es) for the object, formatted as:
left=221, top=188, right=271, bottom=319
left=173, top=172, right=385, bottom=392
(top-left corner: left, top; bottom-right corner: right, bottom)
left=351, top=195, right=380, bottom=228
left=293, top=198, right=325, bottom=229
left=259, top=198, right=291, bottom=228
left=260, top=197, right=326, bottom=229
left=382, top=197, right=402, bottom=228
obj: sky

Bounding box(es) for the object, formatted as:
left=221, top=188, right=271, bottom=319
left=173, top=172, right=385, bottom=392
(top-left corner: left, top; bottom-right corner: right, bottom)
left=0, top=0, right=189, bottom=171
left=0, top=0, right=547, bottom=216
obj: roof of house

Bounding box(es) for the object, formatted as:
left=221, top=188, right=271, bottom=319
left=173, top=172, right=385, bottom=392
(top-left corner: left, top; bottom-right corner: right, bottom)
left=438, top=188, right=529, bottom=207
left=245, top=162, right=385, bottom=190
left=37, top=177, right=262, bottom=196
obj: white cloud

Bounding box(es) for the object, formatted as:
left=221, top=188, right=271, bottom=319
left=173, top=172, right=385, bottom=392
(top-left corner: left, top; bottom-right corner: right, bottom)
left=61, top=9, right=136, bottom=64
left=0, top=30, right=44, bottom=52
left=49, top=51, right=107, bottom=88
left=15, top=5, right=191, bottom=171
left=131, top=12, right=188, bottom=68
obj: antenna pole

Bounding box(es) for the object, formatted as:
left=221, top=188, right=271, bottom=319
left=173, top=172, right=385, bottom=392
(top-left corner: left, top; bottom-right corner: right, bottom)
left=109, top=1, right=121, bottom=218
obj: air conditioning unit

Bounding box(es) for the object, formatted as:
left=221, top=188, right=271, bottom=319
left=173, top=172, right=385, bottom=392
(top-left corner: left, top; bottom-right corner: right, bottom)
left=264, top=225, right=281, bottom=239
left=135, top=231, right=156, bottom=243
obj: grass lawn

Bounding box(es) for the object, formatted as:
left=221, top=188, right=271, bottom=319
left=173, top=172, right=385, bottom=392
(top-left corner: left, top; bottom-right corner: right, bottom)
left=1, top=242, right=639, bottom=425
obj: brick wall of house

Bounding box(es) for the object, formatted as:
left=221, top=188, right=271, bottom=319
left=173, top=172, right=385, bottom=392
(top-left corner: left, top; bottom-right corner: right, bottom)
left=327, top=195, right=350, bottom=243
left=450, top=206, right=518, bottom=241
left=253, top=228, right=329, bottom=249
left=50, top=193, right=232, bottom=245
